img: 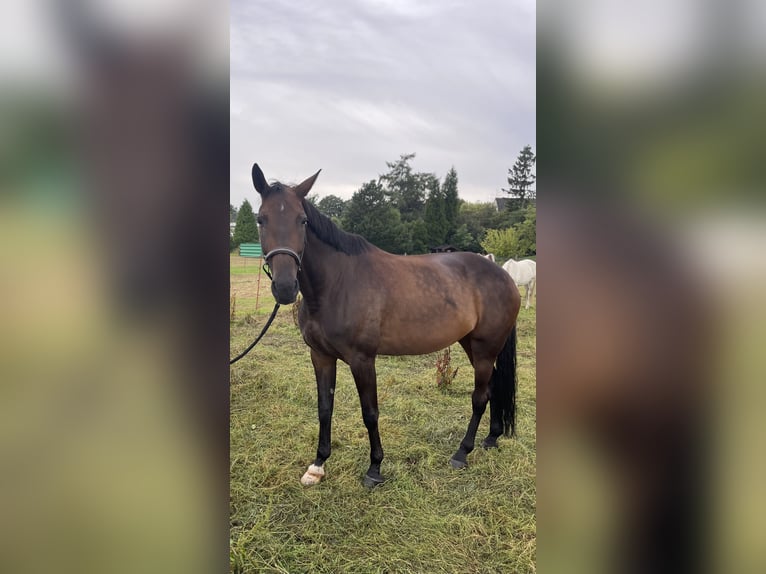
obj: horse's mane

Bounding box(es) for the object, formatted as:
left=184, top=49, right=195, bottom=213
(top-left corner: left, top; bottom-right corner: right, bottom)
left=302, top=198, right=372, bottom=256
left=267, top=180, right=372, bottom=255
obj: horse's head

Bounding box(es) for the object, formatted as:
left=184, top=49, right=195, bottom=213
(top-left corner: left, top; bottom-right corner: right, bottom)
left=252, top=164, right=320, bottom=304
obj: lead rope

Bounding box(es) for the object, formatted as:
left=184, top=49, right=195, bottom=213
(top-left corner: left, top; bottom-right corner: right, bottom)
left=230, top=241, right=305, bottom=365
left=229, top=300, right=281, bottom=365
left=230, top=260, right=280, bottom=365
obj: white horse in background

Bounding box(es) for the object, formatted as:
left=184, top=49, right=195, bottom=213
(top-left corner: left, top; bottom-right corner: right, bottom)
left=502, top=258, right=536, bottom=309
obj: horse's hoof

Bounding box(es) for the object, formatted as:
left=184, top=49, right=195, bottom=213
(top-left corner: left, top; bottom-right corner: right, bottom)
left=449, top=458, right=467, bottom=470
left=300, top=464, right=325, bottom=486
left=363, top=473, right=384, bottom=489
left=481, top=438, right=499, bottom=449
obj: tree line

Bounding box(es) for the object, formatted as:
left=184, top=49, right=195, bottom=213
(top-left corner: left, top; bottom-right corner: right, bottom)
left=231, top=147, right=535, bottom=260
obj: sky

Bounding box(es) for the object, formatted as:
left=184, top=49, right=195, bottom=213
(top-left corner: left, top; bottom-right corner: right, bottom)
left=230, top=0, right=536, bottom=210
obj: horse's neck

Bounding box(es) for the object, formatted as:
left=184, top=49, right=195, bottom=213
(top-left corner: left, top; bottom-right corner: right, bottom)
left=298, top=234, right=347, bottom=309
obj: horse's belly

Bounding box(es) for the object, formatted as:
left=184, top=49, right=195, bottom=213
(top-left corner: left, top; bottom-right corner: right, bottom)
left=377, top=321, right=471, bottom=356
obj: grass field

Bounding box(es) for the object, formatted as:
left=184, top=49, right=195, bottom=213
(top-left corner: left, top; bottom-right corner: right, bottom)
left=230, top=254, right=536, bottom=573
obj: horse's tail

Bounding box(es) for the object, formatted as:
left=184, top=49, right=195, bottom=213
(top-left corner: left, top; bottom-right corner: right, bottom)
left=491, top=324, right=518, bottom=437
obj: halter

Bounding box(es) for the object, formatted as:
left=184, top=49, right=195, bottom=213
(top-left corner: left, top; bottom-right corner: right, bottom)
left=262, top=247, right=303, bottom=279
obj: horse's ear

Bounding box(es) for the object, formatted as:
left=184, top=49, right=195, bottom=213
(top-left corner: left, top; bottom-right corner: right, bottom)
left=294, top=169, right=321, bottom=198
left=252, top=164, right=270, bottom=196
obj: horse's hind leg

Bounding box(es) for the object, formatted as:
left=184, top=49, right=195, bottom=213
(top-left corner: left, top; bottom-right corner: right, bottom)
left=450, top=352, right=494, bottom=469
left=481, top=373, right=506, bottom=450
left=458, top=336, right=474, bottom=365
left=458, top=336, right=504, bottom=447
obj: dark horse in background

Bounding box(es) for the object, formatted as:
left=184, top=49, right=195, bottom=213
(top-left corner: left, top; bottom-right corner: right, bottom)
left=250, top=164, right=521, bottom=487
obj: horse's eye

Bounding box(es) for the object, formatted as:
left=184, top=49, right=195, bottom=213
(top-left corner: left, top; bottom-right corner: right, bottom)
left=256, top=216, right=264, bottom=226
left=301, top=217, right=308, bottom=226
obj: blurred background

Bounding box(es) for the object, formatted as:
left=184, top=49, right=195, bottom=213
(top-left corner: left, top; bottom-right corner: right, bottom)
left=537, top=0, right=765, bottom=573
left=0, top=1, right=229, bottom=573
left=3, top=0, right=766, bottom=573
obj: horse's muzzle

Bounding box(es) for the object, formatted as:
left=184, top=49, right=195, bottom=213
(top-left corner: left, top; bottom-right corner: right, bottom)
left=272, top=278, right=299, bottom=304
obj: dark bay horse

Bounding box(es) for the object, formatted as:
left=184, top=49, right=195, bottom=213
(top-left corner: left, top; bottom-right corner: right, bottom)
left=251, top=164, right=521, bottom=487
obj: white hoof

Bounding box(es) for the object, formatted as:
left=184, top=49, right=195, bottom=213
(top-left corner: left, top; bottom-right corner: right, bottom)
left=300, top=464, right=325, bottom=486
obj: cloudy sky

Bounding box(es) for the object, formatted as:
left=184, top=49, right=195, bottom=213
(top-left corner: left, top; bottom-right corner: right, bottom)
left=230, top=0, right=536, bottom=209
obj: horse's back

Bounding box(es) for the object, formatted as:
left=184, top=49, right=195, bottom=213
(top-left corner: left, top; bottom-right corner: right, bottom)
left=371, top=251, right=519, bottom=355
left=434, top=251, right=518, bottom=300
left=385, top=250, right=516, bottom=312
left=435, top=251, right=520, bottom=333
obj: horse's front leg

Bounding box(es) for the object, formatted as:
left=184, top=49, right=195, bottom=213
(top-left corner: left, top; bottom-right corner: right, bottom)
left=350, top=354, right=384, bottom=488
left=301, top=349, right=337, bottom=486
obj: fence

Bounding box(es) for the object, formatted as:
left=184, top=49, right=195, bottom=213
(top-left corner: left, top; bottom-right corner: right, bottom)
left=231, top=243, right=274, bottom=317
